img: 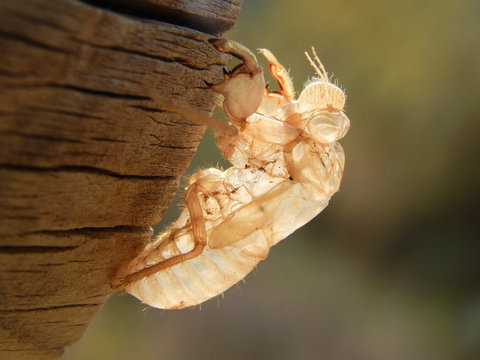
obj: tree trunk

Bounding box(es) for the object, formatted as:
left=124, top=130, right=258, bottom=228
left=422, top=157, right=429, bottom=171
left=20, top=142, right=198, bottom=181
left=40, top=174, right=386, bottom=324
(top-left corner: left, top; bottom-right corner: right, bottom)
left=0, top=0, right=242, bottom=358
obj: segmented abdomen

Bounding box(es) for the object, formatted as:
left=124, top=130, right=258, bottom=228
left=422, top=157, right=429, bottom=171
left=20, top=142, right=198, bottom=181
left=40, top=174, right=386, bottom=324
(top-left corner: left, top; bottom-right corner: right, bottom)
left=125, top=229, right=264, bottom=309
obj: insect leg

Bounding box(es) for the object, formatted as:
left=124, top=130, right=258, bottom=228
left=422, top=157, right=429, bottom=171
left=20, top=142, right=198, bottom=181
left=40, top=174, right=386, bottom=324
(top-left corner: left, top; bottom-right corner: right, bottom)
left=149, top=94, right=241, bottom=161
left=210, top=38, right=261, bottom=75
left=110, top=180, right=210, bottom=290
left=153, top=96, right=238, bottom=138
left=258, top=48, right=295, bottom=102
left=208, top=39, right=266, bottom=124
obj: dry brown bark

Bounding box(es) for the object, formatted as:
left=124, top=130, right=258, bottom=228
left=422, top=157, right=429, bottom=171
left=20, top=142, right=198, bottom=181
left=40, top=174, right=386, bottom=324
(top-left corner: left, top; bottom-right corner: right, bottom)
left=0, top=0, right=242, bottom=358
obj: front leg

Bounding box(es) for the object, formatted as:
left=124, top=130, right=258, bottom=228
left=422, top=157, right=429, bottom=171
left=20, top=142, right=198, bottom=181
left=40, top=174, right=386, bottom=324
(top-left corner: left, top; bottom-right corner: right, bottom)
left=209, top=39, right=266, bottom=125
left=151, top=39, right=266, bottom=158
left=258, top=48, right=295, bottom=103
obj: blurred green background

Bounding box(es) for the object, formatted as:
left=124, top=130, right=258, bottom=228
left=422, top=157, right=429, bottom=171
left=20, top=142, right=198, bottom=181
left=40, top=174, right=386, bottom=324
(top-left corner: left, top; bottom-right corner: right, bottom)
left=64, top=1, right=479, bottom=359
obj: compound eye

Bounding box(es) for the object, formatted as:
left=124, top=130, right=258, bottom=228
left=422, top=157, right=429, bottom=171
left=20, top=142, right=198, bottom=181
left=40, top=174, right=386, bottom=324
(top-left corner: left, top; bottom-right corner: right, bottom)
left=307, top=112, right=349, bottom=144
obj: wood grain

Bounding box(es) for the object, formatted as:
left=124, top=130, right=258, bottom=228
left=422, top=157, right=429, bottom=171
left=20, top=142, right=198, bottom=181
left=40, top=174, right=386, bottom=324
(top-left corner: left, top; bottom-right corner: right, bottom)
left=0, top=0, right=242, bottom=358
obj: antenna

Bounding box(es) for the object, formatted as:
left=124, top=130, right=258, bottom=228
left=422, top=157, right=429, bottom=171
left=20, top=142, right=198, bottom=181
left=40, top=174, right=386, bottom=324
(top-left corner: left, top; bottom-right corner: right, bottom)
left=305, top=47, right=332, bottom=106
left=305, top=47, right=329, bottom=83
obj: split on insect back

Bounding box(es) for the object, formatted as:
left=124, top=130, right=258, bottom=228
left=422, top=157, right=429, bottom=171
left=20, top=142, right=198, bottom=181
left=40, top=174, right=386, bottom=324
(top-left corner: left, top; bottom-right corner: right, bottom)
left=110, top=38, right=350, bottom=310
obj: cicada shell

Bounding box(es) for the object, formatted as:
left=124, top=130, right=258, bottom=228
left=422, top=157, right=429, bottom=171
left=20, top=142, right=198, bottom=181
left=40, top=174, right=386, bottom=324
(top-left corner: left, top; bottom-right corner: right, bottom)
left=111, top=39, right=350, bottom=309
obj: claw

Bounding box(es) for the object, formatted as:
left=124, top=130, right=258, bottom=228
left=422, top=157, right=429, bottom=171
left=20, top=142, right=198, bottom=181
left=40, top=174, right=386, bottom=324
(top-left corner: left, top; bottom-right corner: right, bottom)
left=209, top=39, right=265, bottom=123
left=257, top=48, right=295, bottom=103
left=210, top=39, right=261, bottom=75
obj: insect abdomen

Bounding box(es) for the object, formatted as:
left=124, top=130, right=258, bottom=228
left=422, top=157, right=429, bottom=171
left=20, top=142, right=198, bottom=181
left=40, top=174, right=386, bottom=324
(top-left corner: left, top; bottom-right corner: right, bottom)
left=126, top=243, right=261, bottom=309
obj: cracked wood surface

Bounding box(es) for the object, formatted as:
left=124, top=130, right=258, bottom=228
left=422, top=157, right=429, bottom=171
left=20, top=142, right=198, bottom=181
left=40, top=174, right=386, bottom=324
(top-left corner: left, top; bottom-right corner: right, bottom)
left=0, top=0, right=242, bottom=358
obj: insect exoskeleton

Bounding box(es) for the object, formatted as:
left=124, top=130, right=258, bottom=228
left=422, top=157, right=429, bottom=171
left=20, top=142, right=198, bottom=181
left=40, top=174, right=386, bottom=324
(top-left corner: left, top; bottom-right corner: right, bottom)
left=111, top=39, right=350, bottom=310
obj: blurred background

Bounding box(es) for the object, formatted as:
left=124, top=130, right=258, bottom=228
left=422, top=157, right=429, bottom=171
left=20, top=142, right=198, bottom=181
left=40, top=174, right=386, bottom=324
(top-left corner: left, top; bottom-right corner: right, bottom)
left=64, top=1, right=479, bottom=359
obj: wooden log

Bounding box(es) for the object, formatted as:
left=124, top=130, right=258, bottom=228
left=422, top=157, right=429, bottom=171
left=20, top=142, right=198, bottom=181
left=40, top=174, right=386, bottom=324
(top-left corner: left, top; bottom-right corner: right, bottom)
left=0, top=0, right=243, bottom=358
